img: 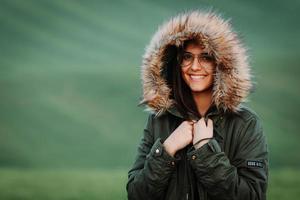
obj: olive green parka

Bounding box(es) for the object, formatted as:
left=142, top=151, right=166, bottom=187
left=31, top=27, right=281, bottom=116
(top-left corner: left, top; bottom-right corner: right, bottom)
left=127, top=10, right=269, bottom=200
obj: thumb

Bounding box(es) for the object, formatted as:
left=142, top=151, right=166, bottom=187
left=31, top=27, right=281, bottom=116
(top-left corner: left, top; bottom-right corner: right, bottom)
left=207, top=118, right=213, bottom=128
left=198, top=117, right=206, bottom=126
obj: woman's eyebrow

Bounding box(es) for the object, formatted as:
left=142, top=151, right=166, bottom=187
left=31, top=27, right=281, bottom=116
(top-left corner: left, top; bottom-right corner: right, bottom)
left=201, top=52, right=210, bottom=55
left=183, top=51, right=209, bottom=55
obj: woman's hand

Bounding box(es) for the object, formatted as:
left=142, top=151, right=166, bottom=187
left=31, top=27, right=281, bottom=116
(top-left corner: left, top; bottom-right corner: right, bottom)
left=193, top=118, right=213, bottom=149
left=163, top=121, right=194, bottom=157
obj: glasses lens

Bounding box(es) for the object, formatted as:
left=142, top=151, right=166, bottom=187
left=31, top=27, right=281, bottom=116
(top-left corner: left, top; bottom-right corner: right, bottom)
left=199, top=53, right=215, bottom=63
left=179, top=52, right=215, bottom=70
left=181, top=53, right=194, bottom=67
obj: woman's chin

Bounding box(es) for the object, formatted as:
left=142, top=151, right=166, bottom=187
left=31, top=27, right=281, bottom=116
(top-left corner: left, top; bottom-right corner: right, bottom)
left=190, top=85, right=213, bottom=94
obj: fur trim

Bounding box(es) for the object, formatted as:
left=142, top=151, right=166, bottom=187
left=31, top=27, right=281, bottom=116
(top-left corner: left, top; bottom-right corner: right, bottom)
left=140, top=10, right=252, bottom=115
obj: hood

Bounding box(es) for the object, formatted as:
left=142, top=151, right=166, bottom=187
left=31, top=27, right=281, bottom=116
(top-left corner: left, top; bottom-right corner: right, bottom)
left=140, top=10, right=253, bottom=116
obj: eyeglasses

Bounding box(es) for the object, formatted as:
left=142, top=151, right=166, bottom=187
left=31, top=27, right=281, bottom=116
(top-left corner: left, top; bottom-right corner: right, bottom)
left=179, top=52, right=215, bottom=70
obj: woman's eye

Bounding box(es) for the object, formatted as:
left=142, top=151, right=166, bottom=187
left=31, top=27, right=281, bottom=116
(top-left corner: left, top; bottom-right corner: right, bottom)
left=183, top=54, right=193, bottom=61
left=201, top=54, right=214, bottom=62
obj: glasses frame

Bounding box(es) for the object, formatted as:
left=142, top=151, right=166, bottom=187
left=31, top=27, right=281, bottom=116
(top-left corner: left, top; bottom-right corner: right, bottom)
left=178, top=51, right=216, bottom=71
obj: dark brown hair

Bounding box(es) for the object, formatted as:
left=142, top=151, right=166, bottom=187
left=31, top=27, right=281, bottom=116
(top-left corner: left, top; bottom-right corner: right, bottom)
left=163, top=39, right=208, bottom=119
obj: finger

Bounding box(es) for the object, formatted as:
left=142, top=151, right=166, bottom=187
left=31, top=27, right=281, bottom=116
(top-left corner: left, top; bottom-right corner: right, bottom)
left=185, top=121, right=194, bottom=134
left=198, top=117, right=209, bottom=126
left=189, top=120, right=198, bottom=126
left=199, top=117, right=204, bottom=123
left=207, top=119, right=213, bottom=127
left=199, top=117, right=207, bottom=126
left=206, top=118, right=211, bottom=127
left=191, top=124, right=194, bottom=136
left=183, top=121, right=191, bottom=125
left=187, top=121, right=194, bottom=126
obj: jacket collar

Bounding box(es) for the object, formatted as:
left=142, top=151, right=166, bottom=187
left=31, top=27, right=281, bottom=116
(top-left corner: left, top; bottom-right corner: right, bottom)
left=167, top=103, right=223, bottom=120
left=167, top=104, right=224, bottom=140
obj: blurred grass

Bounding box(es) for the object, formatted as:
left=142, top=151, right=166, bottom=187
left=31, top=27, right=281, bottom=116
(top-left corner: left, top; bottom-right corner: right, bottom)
left=268, top=168, right=300, bottom=200
left=0, top=168, right=127, bottom=200
left=0, top=168, right=299, bottom=200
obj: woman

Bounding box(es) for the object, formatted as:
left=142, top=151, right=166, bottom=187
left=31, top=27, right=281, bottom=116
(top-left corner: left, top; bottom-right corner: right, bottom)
left=127, top=10, right=268, bottom=200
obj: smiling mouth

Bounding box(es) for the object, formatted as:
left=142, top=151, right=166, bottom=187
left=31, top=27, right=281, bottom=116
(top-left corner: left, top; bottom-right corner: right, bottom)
left=190, top=75, right=207, bottom=80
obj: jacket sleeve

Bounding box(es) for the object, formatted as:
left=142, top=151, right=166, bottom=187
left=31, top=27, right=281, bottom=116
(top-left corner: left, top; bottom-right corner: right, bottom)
left=187, top=116, right=269, bottom=200
left=126, top=114, right=178, bottom=200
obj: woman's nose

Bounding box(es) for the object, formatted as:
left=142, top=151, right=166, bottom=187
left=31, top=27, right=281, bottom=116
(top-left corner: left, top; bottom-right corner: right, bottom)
left=190, top=57, right=202, bottom=70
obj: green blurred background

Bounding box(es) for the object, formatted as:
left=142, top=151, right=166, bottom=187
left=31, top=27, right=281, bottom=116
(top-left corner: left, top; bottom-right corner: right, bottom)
left=0, top=0, right=299, bottom=199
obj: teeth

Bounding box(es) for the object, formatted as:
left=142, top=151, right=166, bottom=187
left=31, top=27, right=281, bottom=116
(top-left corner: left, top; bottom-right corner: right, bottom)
left=190, top=75, right=206, bottom=80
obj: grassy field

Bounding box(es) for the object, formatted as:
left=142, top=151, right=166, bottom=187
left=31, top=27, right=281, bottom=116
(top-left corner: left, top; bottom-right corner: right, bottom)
left=0, top=168, right=128, bottom=200
left=0, top=168, right=299, bottom=200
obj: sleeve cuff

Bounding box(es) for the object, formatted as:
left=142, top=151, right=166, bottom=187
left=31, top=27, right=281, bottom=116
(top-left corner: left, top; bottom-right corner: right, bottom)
left=148, top=138, right=181, bottom=167
left=187, top=138, right=222, bottom=161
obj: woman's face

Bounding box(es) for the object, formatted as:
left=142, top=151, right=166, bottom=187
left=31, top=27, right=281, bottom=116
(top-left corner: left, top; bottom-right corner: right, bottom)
left=180, top=43, right=215, bottom=94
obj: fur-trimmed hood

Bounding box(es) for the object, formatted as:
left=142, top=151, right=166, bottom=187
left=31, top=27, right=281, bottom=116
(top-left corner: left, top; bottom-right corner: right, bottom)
left=140, top=10, right=253, bottom=116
